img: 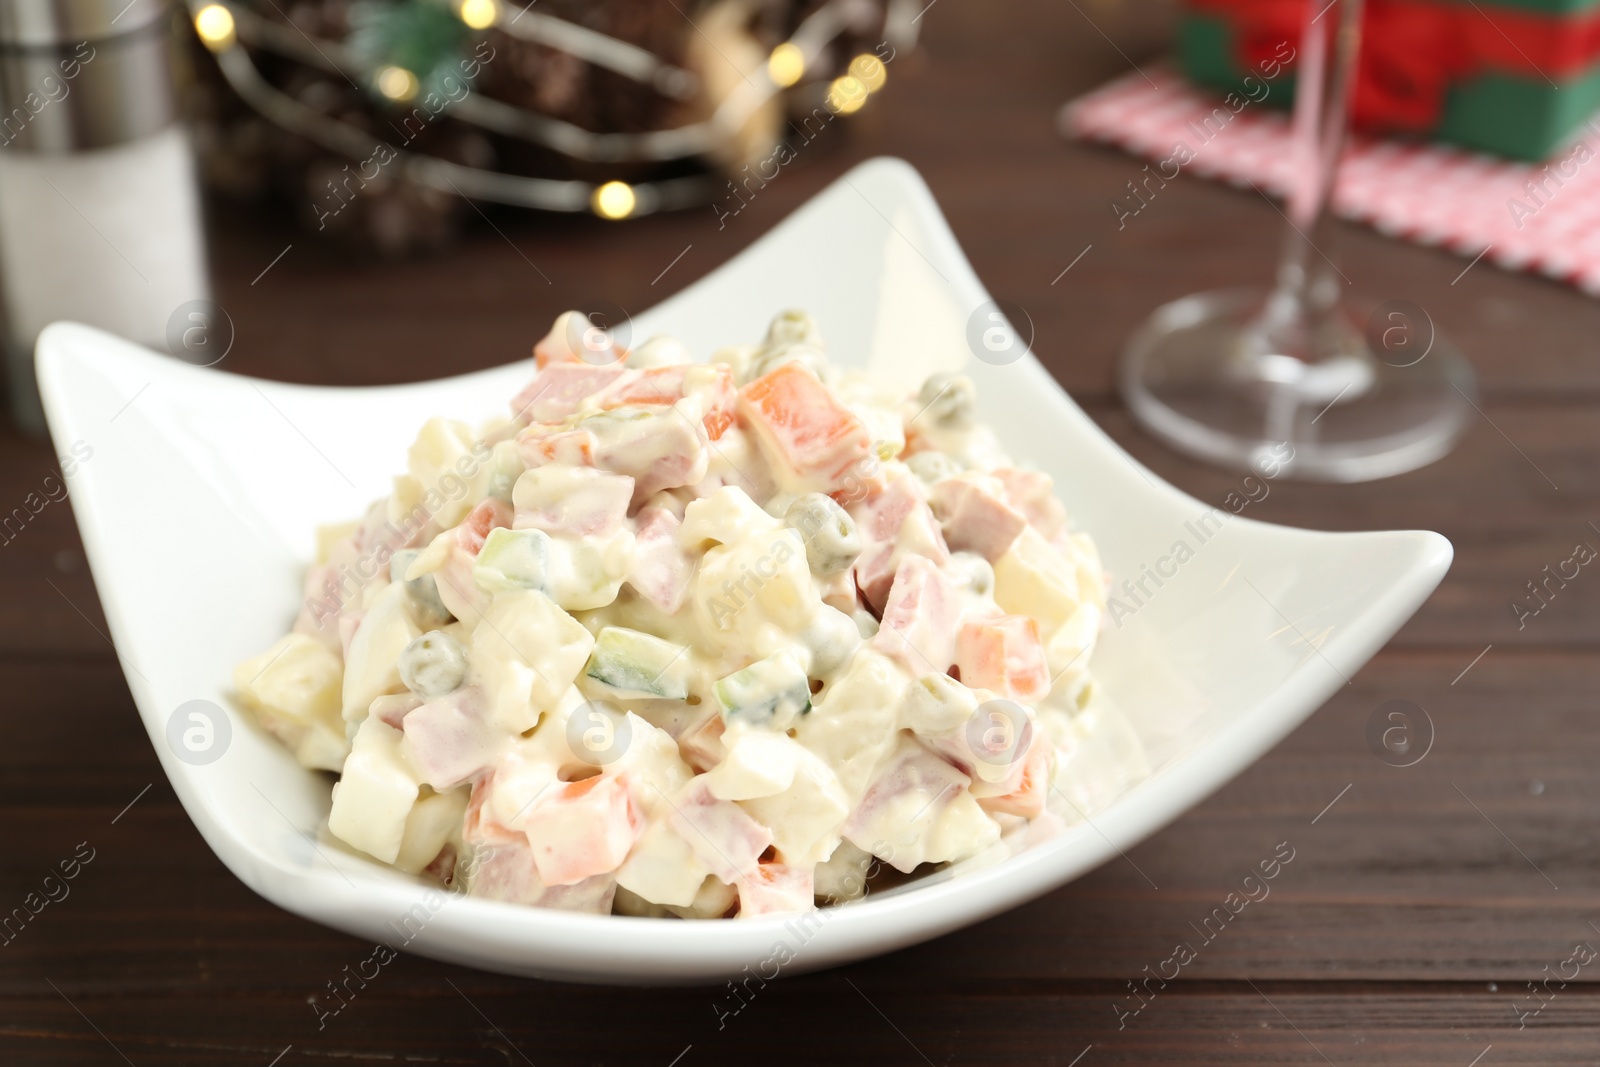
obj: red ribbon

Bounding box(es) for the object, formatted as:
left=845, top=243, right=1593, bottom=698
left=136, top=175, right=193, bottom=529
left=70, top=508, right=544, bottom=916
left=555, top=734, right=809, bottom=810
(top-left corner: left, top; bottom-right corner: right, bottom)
left=1188, top=0, right=1600, bottom=131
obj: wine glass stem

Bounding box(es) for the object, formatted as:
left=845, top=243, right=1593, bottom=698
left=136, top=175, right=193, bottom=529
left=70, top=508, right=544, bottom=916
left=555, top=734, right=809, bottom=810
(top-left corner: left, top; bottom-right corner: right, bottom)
left=1266, top=0, right=1363, bottom=336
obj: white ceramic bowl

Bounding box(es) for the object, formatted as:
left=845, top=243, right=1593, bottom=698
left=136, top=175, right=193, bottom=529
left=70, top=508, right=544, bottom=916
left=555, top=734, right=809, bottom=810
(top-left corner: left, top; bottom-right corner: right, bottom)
left=37, top=158, right=1450, bottom=984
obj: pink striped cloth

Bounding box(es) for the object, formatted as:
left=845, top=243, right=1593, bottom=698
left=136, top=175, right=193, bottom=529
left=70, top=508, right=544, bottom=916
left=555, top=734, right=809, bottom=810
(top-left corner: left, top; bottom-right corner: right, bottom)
left=1058, top=64, right=1600, bottom=296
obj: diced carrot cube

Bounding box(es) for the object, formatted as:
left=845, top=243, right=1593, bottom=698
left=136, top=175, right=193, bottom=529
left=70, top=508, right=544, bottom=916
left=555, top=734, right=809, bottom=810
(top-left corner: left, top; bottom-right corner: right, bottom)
left=736, top=862, right=815, bottom=917
left=523, top=773, right=644, bottom=886
left=515, top=426, right=597, bottom=469
left=956, top=613, right=1049, bottom=703
left=457, top=497, right=513, bottom=555
left=598, top=364, right=738, bottom=441
left=978, top=739, right=1050, bottom=819
left=737, top=362, right=873, bottom=493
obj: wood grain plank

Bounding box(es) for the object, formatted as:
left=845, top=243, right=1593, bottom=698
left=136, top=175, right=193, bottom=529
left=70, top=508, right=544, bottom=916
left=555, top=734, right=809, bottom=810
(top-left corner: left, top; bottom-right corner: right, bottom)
left=0, top=983, right=1590, bottom=1066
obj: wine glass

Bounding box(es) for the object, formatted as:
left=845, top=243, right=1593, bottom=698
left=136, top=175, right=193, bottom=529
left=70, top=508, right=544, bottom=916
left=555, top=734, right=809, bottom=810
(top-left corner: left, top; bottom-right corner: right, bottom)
left=1120, top=0, right=1477, bottom=481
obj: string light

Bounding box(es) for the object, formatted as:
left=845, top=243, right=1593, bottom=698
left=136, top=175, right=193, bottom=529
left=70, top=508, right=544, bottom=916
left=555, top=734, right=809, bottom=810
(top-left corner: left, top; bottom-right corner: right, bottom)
left=195, top=0, right=917, bottom=215
left=457, top=0, right=497, bottom=30
left=591, top=181, right=636, bottom=220
left=767, top=42, right=804, bottom=88
left=193, top=4, right=236, bottom=50
left=375, top=65, right=420, bottom=102
left=848, top=53, right=886, bottom=93
left=826, top=75, right=867, bottom=115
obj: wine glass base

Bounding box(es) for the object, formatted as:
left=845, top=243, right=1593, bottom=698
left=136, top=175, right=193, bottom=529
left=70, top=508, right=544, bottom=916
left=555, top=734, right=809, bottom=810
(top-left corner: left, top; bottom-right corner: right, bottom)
left=1121, top=288, right=1477, bottom=483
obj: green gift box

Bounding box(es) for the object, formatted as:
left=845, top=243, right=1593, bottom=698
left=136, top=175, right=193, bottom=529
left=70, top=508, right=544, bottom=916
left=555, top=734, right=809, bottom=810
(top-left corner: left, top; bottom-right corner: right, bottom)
left=1177, top=0, right=1600, bottom=160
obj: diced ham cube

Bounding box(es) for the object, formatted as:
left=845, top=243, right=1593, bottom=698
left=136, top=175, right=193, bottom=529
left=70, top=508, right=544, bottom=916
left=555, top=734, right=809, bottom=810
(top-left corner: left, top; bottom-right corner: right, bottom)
left=870, top=554, right=961, bottom=676
left=534, top=871, right=619, bottom=913
left=930, top=475, right=1028, bottom=561
left=531, top=310, right=625, bottom=369
left=467, top=837, right=618, bottom=913
left=465, top=838, right=543, bottom=901
left=371, top=692, right=422, bottom=731
left=850, top=471, right=950, bottom=611
left=843, top=737, right=974, bottom=873
left=677, top=706, right=727, bottom=774
left=736, top=862, right=815, bottom=917
left=737, top=362, right=874, bottom=494
left=399, top=685, right=503, bottom=790
left=991, top=467, right=1068, bottom=540
left=956, top=613, right=1050, bottom=703
left=625, top=507, right=695, bottom=613
left=511, top=362, right=628, bottom=424
left=463, top=773, right=522, bottom=847
left=293, top=562, right=343, bottom=647
left=422, top=842, right=459, bottom=887
left=667, top=776, right=772, bottom=884
left=521, top=773, right=644, bottom=886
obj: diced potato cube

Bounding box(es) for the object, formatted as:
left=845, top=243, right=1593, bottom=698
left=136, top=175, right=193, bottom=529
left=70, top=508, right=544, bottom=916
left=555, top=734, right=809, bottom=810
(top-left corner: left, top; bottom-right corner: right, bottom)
left=407, top=417, right=485, bottom=529
left=993, top=526, right=1083, bottom=639
left=234, top=633, right=342, bottom=728
left=512, top=464, right=633, bottom=540
left=340, top=582, right=420, bottom=726
left=898, top=672, right=980, bottom=739
left=328, top=717, right=420, bottom=864
left=739, top=746, right=849, bottom=867
left=469, top=591, right=595, bottom=734
left=706, top=729, right=802, bottom=800
left=792, top=648, right=907, bottom=803
left=394, top=786, right=470, bottom=875
left=613, top=819, right=712, bottom=907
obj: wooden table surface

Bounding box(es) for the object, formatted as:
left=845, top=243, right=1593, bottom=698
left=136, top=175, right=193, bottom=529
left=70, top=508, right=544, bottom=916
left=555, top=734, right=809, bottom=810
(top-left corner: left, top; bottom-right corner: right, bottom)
left=7, top=1, right=1600, bottom=1063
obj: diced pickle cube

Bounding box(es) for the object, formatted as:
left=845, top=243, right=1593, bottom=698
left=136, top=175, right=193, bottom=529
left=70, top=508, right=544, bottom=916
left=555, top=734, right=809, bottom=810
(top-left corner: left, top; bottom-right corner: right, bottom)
left=474, top=527, right=552, bottom=594
left=584, top=626, right=691, bottom=700
left=713, top=651, right=810, bottom=730
left=390, top=548, right=453, bottom=627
